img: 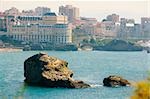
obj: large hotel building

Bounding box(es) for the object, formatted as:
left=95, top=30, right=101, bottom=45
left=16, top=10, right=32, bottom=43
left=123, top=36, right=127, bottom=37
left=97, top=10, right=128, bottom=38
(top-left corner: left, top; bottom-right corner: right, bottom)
left=4, top=10, right=72, bottom=44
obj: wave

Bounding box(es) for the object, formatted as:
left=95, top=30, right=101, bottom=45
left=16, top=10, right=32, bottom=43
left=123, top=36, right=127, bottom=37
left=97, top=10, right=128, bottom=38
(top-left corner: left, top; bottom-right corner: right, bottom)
left=90, top=84, right=103, bottom=88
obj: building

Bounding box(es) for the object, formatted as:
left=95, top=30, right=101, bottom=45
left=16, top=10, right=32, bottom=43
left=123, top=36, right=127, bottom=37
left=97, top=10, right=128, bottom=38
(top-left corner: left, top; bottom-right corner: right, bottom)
left=81, top=14, right=119, bottom=38
left=14, top=13, right=68, bottom=25
left=35, top=7, right=51, bottom=16
left=0, top=12, right=7, bottom=31
left=141, top=17, right=150, bottom=39
left=59, top=5, right=79, bottom=23
left=82, top=24, right=97, bottom=35
left=21, top=10, right=37, bottom=16
left=73, top=16, right=118, bottom=38
left=0, top=17, right=6, bottom=31
left=8, top=24, right=72, bottom=44
left=133, top=24, right=141, bottom=39
left=99, top=21, right=118, bottom=38
left=6, top=12, right=72, bottom=44
left=80, top=17, right=97, bottom=25
left=0, top=12, right=4, bottom=17
left=16, top=16, right=42, bottom=25
left=73, top=17, right=98, bottom=35
left=41, top=13, right=68, bottom=25
left=106, top=14, right=119, bottom=23
left=118, top=18, right=135, bottom=39
left=118, top=18, right=145, bottom=39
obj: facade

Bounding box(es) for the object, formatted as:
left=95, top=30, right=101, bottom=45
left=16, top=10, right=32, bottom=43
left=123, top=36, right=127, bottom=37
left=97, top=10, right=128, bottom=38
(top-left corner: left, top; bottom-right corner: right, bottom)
left=73, top=17, right=118, bottom=38
left=73, top=17, right=98, bottom=29
left=82, top=24, right=97, bottom=35
left=35, top=7, right=51, bottom=16
left=17, top=16, right=42, bottom=25
left=9, top=24, right=72, bottom=44
left=118, top=18, right=145, bottom=39
left=141, top=17, right=150, bottom=39
left=41, top=13, right=68, bottom=25
left=118, top=18, right=135, bottom=39
left=99, top=21, right=118, bottom=38
left=59, top=5, right=79, bottom=23
left=76, top=14, right=119, bottom=38
left=0, top=17, right=6, bottom=31
left=0, top=12, right=6, bottom=31
left=73, top=17, right=98, bottom=35
left=6, top=13, right=72, bottom=44
left=133, top=24, right=141, bottom=39
left=16, top=13, right=68, bottom=25
left=21, top=10, right=37, bottom=16
left=80, top=17, right=97, bottom=25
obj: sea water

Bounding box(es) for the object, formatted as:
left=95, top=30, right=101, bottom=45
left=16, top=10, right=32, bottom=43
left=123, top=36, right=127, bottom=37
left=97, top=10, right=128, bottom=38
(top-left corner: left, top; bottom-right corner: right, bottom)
left=0, top=51, right=149, bottom=99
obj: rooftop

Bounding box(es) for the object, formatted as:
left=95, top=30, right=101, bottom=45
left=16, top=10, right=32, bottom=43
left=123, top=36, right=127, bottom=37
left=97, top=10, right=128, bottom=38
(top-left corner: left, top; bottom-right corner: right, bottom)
left=44, top=12, right=56, bottom=16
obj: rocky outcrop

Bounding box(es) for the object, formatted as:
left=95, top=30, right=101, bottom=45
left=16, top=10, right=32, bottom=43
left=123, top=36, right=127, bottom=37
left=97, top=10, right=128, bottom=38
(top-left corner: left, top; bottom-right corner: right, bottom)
left=94, top=39, right=143, bottom=51
left=54, top=44, right=78, bottom=51
left=23, top=44, right=78, bottom=51
left=24, top=53, right=90, bottom=88
left=103, top=75, right=130, bottom=87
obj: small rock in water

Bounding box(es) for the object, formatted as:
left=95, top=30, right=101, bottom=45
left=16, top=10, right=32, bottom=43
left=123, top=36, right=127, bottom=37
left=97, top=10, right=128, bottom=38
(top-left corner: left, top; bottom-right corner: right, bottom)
left=103, top=75, right=130, bottom=87
left=24, top=53, right=90, bottom=88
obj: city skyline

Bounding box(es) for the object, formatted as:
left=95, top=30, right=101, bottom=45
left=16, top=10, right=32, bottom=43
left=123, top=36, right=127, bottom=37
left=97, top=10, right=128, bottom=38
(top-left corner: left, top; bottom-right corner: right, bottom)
left=0, top=0, right=149, bottom=23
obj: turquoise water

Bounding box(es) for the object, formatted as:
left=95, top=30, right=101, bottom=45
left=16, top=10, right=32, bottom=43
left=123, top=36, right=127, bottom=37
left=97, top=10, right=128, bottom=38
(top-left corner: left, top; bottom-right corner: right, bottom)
left=0, top=51, right=149, bottom=99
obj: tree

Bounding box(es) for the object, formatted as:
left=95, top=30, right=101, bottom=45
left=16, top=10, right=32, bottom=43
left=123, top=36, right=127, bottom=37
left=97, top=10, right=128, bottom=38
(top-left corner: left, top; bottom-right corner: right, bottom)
left=131, top=80, right=150, bottom=99
left=90, top=38, right=96, bottom=44
left=82, top=39, right=89, bottom=43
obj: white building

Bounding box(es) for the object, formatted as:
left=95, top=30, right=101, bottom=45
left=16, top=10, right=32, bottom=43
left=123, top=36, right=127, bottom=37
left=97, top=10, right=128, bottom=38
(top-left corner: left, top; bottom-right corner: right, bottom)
left=9, top=24, right=72, bottom=44
left=6, top=13, right=72, bottom=44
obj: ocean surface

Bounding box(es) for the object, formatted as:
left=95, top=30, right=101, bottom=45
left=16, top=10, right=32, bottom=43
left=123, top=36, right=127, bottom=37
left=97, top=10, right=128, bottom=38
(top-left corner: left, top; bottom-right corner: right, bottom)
left=0, top=51, right=149, bottom=99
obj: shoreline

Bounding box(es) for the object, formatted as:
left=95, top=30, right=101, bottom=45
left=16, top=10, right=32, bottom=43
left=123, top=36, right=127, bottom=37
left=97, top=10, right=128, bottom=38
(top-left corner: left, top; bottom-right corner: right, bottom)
left=0, top=48, right=23, bottom=52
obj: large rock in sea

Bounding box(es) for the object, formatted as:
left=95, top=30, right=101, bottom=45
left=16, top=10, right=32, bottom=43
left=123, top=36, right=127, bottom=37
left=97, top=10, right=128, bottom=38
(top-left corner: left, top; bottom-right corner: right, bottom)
left=103, top=75, right=130, bottom=87
left=24, top=53, right=90, bottom=88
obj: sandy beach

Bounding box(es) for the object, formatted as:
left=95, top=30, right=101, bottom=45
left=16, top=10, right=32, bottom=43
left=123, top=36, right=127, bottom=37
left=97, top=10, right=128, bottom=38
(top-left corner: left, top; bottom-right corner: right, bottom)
left=0, top=48, right=22, bottom=52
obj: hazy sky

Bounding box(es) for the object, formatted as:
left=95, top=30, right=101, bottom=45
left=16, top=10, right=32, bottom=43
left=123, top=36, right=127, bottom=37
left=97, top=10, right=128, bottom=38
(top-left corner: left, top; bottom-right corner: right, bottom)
left=0, top=0, right=149, bottom=23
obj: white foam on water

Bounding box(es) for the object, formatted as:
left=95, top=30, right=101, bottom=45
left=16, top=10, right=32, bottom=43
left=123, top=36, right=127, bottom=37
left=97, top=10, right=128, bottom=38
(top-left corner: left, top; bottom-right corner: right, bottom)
left=90, top=84, right=103, bottom=88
